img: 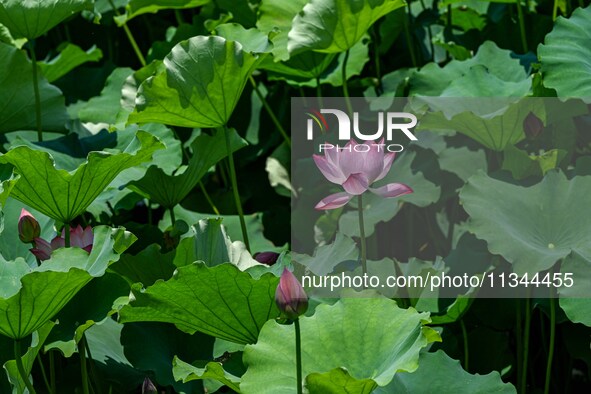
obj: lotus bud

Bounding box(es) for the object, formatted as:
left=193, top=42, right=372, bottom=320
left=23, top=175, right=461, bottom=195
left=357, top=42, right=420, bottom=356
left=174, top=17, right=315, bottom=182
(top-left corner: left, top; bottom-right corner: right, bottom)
left=142, top=377, right=157, bottom=394
left=275, top=268, right=308, bottom=319
left=523, top=112, right=544, bottom=139
left=254, top=251, right=280, bottom=266
left=18, top=208, right=40, bottom=243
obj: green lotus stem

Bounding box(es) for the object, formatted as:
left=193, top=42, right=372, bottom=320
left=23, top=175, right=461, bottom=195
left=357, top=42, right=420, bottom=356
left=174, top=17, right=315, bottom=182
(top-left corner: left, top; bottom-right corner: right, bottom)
left=341, top=49, right=353, bottom=116
left=315, top=78, right=324, bottom=108
left=147, top=199, right=153, bottom=225
left=28, top=41, right=43, bottom=142
left=49, top=351, right=56, bottom=394
left=108, top=0, right=147, bottom=67
left=199, top=182, right=220, bottom=215
left=403, top=5, right=418, bottom=67
left=174, top=9, right=184, bottom=25
left=460, top=319, right=469, bottom=371
left=544, top=296, right=556, bottom=394
left=15, top=340, right=37, bottom=394
left=516, top=302, right=523, bottom=392
left=520, top=297, right=532, bottom=394
left=294, top=318, right=303, bottom=394
left=84, top=338, right=101, bottom=394
left=357, top=195, right=368, bottom=278
left=371, top=25, right=382, bottom=87
left=552, top=0, right=558, bottom=20
left=419, top=0, right=435, bottom=60
left=223, top=126, right=251, bottom=251
left=170, top=207, right=176, bottom=225
left=516, top=0, right=528, bottom=53
left=64, top=223, right=71, bottom=248
left=79, top=336, right=90, bottom=394
left=249, top=77, right=291, bottom=147
left=37, top=354, right=52, bottom=394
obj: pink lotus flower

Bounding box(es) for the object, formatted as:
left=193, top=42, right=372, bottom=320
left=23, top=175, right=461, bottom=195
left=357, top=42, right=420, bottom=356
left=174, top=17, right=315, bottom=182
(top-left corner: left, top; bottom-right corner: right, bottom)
left=30, top=225, right=93, bottom=261
left=313, top=139, right=413, bottom=210
left=275, top=268, right=308, bottom=320
left=18, top=208, right=41, bottom=243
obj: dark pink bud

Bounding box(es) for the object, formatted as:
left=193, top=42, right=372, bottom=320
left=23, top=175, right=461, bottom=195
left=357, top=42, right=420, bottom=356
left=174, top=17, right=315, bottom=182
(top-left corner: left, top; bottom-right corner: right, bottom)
left=142, top=377, right=157, bottom=394
left=523, top=112, right=544, bottom=139
left=30, top=238, right=52, bottom=261
left=275, top=268, right=308, bottom=319
left=18, top=208, right=40, bottom=243
left=254, top=251, right=280, bottom=266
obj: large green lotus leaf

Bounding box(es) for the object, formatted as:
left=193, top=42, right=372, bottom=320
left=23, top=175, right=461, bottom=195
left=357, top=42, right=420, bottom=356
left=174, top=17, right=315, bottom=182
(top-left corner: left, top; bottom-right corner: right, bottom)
left=0, top=226, right=134, bottom=340
left=418, top=99, right=544, bottom=151
left=241, top=296, right=439, bottom=393
left=375, top=350, right=516, bottom=393
left=292, top=232, right=358, bottom=276
left=173, top=357, right=241, bottom=392
left=127, top=128, right=246, bottom=208
left=119, top=262, right=280, bottom=344
left=287, top=0, right=405, bottom=55
left=408, top=41, right=531, bottom=97
left=214, top=24, right=273, bottom=54
left=0, top=130, right=163, bottom=223
left=558, top=252, right=591, bottom=326
left=3, top=321, right=55, bottom=393
left=538, top=6, right=591, bottom=99
left=111, top=244, right=176, bottom=287
left=460, top=171, right=591, bottom=275
left=306, top=368, right=377, bottom=394
left=0, top=0, right=92, bottom=39
left=174, top=218, right=259, bottom=270
left=39, top=43, right=102, bottom=83
left=114, top=0, right=211, bottom=26
left=338, top=150, right=441, bottom=238
left=257, top=0, right=308, bottom=61
left=129, top=36, right=265, bottom=128
left=0, top=42, right=68, bottom=134
left=122, top=322, right=213, bottom=392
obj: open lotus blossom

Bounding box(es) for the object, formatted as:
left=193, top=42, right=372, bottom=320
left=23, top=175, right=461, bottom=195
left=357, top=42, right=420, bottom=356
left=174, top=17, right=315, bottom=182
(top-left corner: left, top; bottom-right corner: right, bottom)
left=30, top=225, right=94, bottom=261
left=313, top=139, right=413, bottom=210
left=18, top=208, right=41, bottom=243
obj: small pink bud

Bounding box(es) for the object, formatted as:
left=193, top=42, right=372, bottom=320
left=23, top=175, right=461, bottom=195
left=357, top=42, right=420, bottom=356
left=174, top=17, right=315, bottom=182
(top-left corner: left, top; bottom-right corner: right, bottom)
left=254, top=251, right=280, bottom=266
left=275, top=268, right=308, bottom=319
left=523, top=112, right=544, bottom=139
left=18, top=208, right=40, bottom=243
left=142, top=377, right=157, bottom=394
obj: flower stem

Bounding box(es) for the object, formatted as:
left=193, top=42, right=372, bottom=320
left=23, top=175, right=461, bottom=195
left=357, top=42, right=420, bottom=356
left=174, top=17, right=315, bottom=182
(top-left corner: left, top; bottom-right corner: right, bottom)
left=15, top=340, right=37, bottom=394
left=49, top=351, right=56, bottom=394
left=169, top=207, right=176, bottom=225
left=79, top=336, right=90, bottom=394
left=460, top=319, right=469, bottom=371
left=315, top=77, right=324, bottom=108
left=108, top=0, right=146, bottom=67
left=249, top=77, right=291, bottom=147
left=37, top=354, right=52, bottom=394
left=64, top=223, right=71, bottom=248
left=199, top=181, right=220, bottom=215
left=223, top=126, right=251, bottom=251
left=341, top=49, right=353, bottom=116
left=28, top=41, right=43, bottom=142
left=294, top=318, right=303, bottom=394
left=516, top=0, right=528, bottom=53
left=357, top=195, right=368, bottom=278
left=544, top=296, right=556, bottom=394
left=404, top=4, right=418, bottom=67
left=520, top=297, right=532, bottom=394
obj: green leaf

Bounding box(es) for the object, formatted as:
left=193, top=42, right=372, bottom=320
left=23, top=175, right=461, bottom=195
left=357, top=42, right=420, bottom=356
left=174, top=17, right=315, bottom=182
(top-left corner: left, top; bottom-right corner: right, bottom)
left=127, top=128, right=246, bottom=208
left=418, top=99, right=544, bottom=151
left=111, top=244, right=176, bottom=287
left=538, top=6, right=591, bottom=99
left=39, top=43, right=102, bottom=83
left=0, top=42, right=68, bottom=134
left=292, top=232, right=358, bottom=276
left=174, top=218, right=259, bottom=270
left=0, top=226, right=133, bottom=340
left=114, top=0, right=211, bottom=26
left=559, top=252, right=591, bottom=326
left=257, top=0, right=308, bottom=61
left=0, top=0, right=92, bottom=39
left=0, top=130, right=164, bottom=223
left=375, top=350, right=516, bottom=393
left=241, top=296, right=438, bottom=393
left=119, top=263, right=280, bottom=344
left=307, top=368, right=378, bottom=394
left=129, top=36, right=265, bottom=128
left=409, top=41, right=531, bottom=96
left=3, top=321, right=55, bottom=393
left=287, top=0, right=405, bottom=55
left=502, top=146, right=566, bottom=180
left=173, top=358, right=241, bottom=392
left=459, top=171, right=591, bottom=275
left=214, top=23, right=273, bottom=54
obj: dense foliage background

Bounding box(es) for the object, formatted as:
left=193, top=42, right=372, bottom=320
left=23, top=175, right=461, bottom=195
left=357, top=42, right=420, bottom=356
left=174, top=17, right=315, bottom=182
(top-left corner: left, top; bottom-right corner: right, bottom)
left=0, top=0, right=590, bottom=393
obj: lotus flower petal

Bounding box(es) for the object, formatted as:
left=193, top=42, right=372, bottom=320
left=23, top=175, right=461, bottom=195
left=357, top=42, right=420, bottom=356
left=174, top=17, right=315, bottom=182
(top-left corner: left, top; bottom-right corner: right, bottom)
left=342, top=173, right=369, bottom=195
left=315, top=192, right=353, bottom=210
left=370, top=183, right=413, bottom=198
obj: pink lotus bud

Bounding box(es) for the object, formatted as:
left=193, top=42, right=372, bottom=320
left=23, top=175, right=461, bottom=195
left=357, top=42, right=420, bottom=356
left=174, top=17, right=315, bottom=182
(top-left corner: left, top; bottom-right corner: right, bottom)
left=142, top=377, right=157, bottom=394
left=275, top=268, right=308, bottom=319
left=523, top=112, right=544, bottom=139
left=254, top=251, right=280, bottom=266
left=30, top=238, right=52, bottom=261
left=18, top=208, right=40, bottom=243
